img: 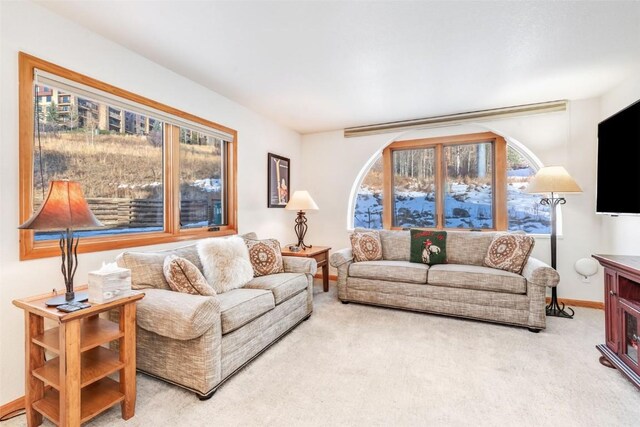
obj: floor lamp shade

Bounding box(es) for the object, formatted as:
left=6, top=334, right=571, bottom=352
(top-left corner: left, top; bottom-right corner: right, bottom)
left=527, top=166, right=582, bottom=318
left=527, top=166, right=582, bottom=194
left=19, top=180, right=103, bottom=306
left=285, top=191, right=319, bottom=249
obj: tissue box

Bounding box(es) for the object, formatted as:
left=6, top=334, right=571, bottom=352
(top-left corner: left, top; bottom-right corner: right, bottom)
left=88, top=266, right=132, bottom=304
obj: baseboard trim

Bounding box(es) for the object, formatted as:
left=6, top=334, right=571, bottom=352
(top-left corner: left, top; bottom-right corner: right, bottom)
left=0, top=395, right=24, bottom=420
left=546, top=297, right=604, bottom=310
left=314, top=273, right=337, bottom=281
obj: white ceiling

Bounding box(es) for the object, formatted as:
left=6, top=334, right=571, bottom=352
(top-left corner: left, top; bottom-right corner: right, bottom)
left=38, top=1, right=640, bottom=134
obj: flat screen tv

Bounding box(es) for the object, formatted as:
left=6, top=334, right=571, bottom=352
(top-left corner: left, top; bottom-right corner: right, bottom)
left=596, top=99, right=640, bottom=215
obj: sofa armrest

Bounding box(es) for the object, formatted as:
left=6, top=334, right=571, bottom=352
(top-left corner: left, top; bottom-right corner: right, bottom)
left=283, top=256, right=317, bottom=274
left=330, top=248, right=353, bottom=267
left=521, top=257, right=560, bottom=288
left=137, top=289, right=220, bottom=340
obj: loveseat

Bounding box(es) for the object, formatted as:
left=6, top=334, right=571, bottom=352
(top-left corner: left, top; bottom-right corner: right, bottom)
left=330, top=229, right=559, bottom=331
left=112, top=233, right=316, bottom=399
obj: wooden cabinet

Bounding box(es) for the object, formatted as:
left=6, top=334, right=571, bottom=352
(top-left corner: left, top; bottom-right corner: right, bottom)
left=13, top=287, right=144, bottom=426
left=593, top=255, right=640, bottom=390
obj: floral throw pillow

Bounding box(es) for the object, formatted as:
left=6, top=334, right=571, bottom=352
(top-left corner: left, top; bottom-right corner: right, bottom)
left=350, top=230, right=383, bottom=262
left=409, top=229, right=447, bottom=265
left=163, top=255, right=216, bottom=296
left=245, top=238, right=285, bottom=277
left=484, top=233, right=535, bottom=274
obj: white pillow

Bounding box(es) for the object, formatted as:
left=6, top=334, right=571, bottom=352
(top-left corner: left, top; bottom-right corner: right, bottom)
left=196, top=236, right=254, bottom=293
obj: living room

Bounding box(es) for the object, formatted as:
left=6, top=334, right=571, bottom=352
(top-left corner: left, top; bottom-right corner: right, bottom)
left=1, top=0, right=640, bottom=426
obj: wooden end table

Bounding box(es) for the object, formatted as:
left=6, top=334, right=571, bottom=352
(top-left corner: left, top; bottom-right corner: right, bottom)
left=13, top=286, right=144, bottom=427
left=282, top=246, right=332, bottom=292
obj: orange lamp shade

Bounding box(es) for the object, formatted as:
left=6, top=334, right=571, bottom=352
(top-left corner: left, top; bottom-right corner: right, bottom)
left=19, top=180, right=103, bottom=231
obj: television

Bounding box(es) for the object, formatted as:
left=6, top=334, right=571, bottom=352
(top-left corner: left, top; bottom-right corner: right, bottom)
left=596, top=98, right=640, bottom=215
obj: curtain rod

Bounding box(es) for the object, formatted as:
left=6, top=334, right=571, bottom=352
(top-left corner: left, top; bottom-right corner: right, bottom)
left=344, top=100, right=567, bottom=138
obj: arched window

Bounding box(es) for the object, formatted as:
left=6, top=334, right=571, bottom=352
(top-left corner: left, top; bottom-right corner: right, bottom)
left=352, top=135, right=550, bottom=234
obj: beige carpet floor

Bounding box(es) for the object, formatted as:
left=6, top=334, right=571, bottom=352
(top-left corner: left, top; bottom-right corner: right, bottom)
left=7, top=280, right=640, bottom=426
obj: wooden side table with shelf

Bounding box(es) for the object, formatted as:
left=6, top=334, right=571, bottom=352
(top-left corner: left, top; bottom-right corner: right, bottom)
left=13, top=286, right=144, bottom=426
left=281, top=246, right=331, bottom=292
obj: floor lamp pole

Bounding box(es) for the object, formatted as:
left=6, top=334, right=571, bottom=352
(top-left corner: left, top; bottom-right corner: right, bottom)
left=541, top=192, right=574, bottom=318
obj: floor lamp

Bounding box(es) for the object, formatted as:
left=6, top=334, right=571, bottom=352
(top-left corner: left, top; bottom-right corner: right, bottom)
left=527, top=166, right=582, bottom=318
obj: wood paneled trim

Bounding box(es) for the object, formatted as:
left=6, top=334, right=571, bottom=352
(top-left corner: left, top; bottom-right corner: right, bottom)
left=493, top=136, right=508, bottom=230
left=389, top=132, right=498, bottom=149
left=545, top=297, right=604, bottom=310
left=382, top=146, right=393, bottom=229
left=18, top=52, right=238, bottom=260
left=314, top=273, right=338, bottom=281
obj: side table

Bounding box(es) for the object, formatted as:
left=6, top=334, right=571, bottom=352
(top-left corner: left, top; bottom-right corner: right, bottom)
left=281, top=246, right=332, bottom=292
left=13, top=286, right=144, bottom=427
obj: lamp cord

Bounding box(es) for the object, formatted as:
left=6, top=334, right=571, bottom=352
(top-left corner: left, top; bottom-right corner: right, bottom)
left=34, top=85, right=45, bottom=201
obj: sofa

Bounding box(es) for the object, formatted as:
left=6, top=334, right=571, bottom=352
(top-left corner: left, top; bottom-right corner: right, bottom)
left=112, top=233, right=316, bottom=399
left=330, top=229, right=559, bottom=331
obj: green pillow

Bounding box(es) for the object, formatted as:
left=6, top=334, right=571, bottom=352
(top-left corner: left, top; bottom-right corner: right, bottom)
left=410, top=230, right=447, bottom=265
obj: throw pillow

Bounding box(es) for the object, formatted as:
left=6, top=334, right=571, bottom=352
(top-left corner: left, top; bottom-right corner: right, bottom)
left=245, top=238, right=285, bottom=277
left=163, top=255, right=216, bottom=296
left=483, top=233, right=535, bottom=274
left=350, top=230, right=383, bottom=262
left=410, top=229, right=447, bottom=265
left=197, top=236, right=254, bottom=293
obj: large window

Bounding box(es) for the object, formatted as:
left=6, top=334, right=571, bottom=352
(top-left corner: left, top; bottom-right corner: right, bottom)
left=353, top=132, right=550, bottom=233
left=19, top=53, right=237, bottom=260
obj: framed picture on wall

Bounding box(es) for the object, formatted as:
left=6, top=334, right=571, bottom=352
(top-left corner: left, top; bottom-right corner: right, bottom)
left=268, top=153, right=290, bottom=208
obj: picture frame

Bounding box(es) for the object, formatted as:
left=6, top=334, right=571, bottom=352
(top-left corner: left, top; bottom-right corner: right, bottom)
left=267, top=153, right=290, bottom=208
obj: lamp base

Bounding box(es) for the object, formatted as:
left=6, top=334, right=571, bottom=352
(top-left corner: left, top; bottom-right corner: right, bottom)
left=546, top=288, right=574, bottom=319
left=45, top=291, right=88, bottom=307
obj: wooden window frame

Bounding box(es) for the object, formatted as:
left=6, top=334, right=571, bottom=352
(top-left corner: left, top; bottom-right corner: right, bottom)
left=19, top=52, right=238, bottom=260
left=382, top=132, right=507, bottom=231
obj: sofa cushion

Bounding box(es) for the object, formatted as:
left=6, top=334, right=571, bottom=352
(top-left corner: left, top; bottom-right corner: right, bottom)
left=244, top=273, right=308, bottom=304
left=116, top=244, right=201, bottom=290
left=197, top=236, right=254, bottom=293
left=217, top=288, right=275, bottom=334
left=380, top=229, right=410, bottom=261
left=349, top=260, right=429, bottom=284
left=163, top=255, right=216, bottom=296
left=350, top=230, right=383, bottom=262
left=427, top=264, right=526, bottom=294
left=136, top=289, right=218, bottom=340
left=409, top=230, right=447, bottom=265
left=446, top=231, right=498, bottom=266
left=245, top=238, right=285, bottom=277
left=484, top=233, right=535, bottom=274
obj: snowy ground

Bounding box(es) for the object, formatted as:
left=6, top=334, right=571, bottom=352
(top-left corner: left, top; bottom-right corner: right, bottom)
left=354, top=180, right=550, bottom=233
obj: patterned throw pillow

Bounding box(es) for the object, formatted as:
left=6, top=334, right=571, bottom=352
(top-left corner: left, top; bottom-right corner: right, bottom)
left=245, top=238, right=285, bottom=277
left=350, top=230, right=383, bottom=262
left=484, top=233, right=535, bottom=274
left=409, top=229, right=447, bottom=265
left=163, top=255, right=216, bottom=296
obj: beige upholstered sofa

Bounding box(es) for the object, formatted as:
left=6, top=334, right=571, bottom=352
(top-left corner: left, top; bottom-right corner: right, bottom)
left=113, top=233, right=316, bottom=399
left=330, top=230, right=559, bottom=331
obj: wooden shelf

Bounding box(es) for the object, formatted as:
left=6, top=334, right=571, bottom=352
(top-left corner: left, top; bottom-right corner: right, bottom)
left=32, top=377, right=124, bottom=425
left=32, top=346, right=124, bottom=390
left=32, top=317, right=123, bottom=354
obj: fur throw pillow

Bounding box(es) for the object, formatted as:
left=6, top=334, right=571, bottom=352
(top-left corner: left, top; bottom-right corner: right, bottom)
left=163, top=255, right=216, bottom=296
left=197, top=236, right=254, bottom=293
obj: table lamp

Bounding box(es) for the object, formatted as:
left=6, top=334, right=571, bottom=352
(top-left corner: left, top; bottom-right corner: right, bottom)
left=527, top=166, right=582, bottom=318
left=285, top=190, right=319, bottom=250
left=19, top=180, right=103, bottom=306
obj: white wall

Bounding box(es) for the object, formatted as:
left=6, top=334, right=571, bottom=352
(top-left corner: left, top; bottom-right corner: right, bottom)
left=0, top=1, right=301, bottom=403
left=301, top=100, right=606, bottom=303
left=599, top=74, right=640, bottom=254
